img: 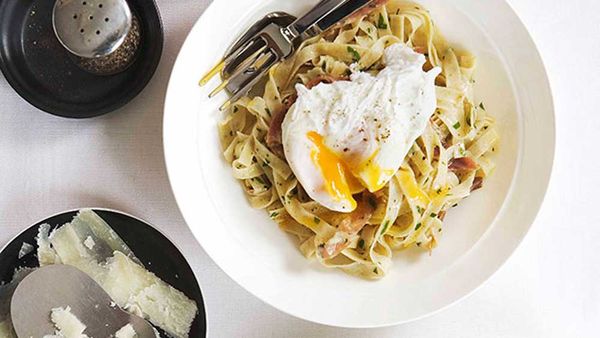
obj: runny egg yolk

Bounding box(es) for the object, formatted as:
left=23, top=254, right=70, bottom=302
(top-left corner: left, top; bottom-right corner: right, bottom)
left=307, top=131, right=362, bottom=210
left=353, top=150, right=396, bottom=193
left=396, top=169, right=431, bottom=205
left=307, top=131, right=395, bottom=210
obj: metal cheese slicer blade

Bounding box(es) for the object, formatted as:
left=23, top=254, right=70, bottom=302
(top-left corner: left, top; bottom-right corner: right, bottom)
left=52, top=0, right=133, bottom=58
left=10, top=265, right=156, bottom=338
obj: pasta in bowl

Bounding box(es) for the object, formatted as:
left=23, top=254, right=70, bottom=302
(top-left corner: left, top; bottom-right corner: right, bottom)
left=164, top=0, right=553, bottom=327
left=218, top=1, right=499, bottom=279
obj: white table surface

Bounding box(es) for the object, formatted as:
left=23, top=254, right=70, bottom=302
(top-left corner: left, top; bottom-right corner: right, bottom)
left=1, top=0, right=598, bottom=337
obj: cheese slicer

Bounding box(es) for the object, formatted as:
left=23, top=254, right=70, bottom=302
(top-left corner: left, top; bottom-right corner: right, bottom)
left=10, top=264, right=156, bottom=338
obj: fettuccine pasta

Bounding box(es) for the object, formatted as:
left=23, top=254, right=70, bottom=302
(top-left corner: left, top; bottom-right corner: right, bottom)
left=217, top=0, right=498, bottom=279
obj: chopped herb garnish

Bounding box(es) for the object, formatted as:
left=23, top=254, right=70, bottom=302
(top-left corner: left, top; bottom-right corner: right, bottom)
left=381, top=220, right=390, bottom=233
left=416, top=206, right=423, bottom=214
left=479, top=102, right=486, bottom=110
left=358, top=239, right=365, bottom=249
left=314, top=217, right=321, bottom=224
left=430, top=213, right=437, bottom=218
left=373, top=267, right=378, bottom=274
left=453, top=122, right=461, bottom=129
left=416, top=242, right=422, bottom=246
left=347, top=46, right=361, bottom=62
left=233, top=106, right=239, bottom=113
left=452, top=203, right=458, bottom=208
left=270, top=212, right=279, bottom=218
left=415, top=223, right=422, bottom=230
left=377, top=14, right=388, bottom=29
left=436, top=188, right=442, bottom=194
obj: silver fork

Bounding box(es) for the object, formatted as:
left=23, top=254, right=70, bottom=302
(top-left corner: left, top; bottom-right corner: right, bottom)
left=200, top=0, right=377, bottom=111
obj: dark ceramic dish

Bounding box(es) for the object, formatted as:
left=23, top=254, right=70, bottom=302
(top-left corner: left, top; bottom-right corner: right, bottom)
left=0, top=0, right=163, bottom=118
left=0, top=209, right=207, bottom=337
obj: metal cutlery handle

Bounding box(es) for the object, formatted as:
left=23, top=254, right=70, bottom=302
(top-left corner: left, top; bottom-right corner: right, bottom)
left=289, top=0, right=373, bottom=38
left=314, top=0, right=374, bottom=31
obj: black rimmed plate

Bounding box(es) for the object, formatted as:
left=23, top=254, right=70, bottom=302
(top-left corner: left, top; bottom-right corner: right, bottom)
left=0, top=0, right=163, bottom=118
left=0, top=209, right=207, bottom=337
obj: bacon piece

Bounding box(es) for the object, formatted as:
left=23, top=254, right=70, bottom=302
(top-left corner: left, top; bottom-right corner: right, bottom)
left=471, top=176, right=484, bottom=192
left=319, top=233, right=351, bottom=260
left=338, top=214, right=370, bottom=235
left=448, top=157, right=478, bottom=173
left=318, top=194, right=377, bottom=259
left=266, top=94, right=296, bottom=157
left=338, top=194, right=376, bottom=235
left=433, top=146, right=440, bottom=161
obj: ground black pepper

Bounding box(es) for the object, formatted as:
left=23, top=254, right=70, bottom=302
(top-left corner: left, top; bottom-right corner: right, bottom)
left=76, top=16, right=141, bottom=75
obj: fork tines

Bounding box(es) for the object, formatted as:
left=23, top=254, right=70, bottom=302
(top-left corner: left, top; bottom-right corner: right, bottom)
left=200, top=33, right=279, bottom=111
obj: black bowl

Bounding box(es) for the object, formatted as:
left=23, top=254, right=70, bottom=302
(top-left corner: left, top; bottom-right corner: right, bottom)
left=0, top=0, right=164, bottom=118
left=0, top=209, right=207, bottom=337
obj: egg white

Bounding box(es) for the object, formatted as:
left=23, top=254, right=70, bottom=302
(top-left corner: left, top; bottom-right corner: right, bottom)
left=282, top=43, right=441, bottom=212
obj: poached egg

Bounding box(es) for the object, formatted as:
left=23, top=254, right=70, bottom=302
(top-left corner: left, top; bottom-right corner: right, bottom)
left=281, top=43, right=441, bottom=212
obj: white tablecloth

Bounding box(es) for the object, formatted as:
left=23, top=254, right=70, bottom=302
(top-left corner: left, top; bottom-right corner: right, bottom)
left=1, top=0, right=598, bottom=337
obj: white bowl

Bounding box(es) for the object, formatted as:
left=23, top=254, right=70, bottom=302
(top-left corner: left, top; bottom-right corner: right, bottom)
left=164, top=0, right=555, bottom=328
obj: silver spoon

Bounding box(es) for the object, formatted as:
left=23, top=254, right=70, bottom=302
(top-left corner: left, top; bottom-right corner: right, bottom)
left=10, top=264, right=156, bottom=338
left=52, top=0, right=132, bottom=58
